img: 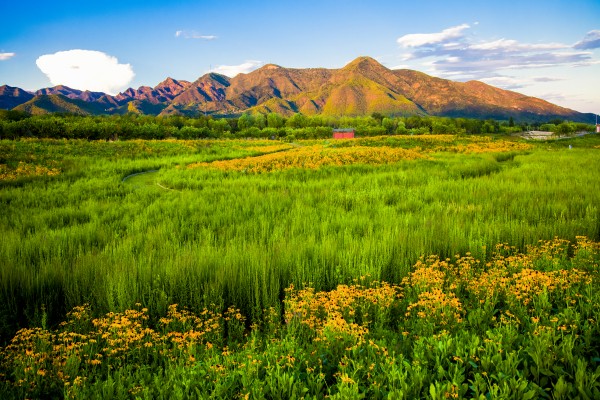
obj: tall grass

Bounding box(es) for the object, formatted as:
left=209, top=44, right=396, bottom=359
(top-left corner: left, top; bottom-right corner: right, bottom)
left=0, top=136, right=599, bottom=341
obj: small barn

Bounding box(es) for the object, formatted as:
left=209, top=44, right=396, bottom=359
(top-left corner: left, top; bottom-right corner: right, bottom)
left=333, top=128, right=355, bottom=139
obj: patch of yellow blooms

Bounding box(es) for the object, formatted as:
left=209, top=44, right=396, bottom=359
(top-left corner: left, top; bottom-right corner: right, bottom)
left=190, top=145, right=426, bottom=173
left=1, top=236, right=597, bottom=395
left=0, top=162, right=61, bottom=181
left=189, top=135, right=533, bottom=173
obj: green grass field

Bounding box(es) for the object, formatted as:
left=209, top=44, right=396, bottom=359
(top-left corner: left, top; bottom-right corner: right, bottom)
left=1, top=134, right=600, bottom=398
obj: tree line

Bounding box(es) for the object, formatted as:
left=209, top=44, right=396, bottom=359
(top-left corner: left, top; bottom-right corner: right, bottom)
left=0, top=110, right=595, bottom=140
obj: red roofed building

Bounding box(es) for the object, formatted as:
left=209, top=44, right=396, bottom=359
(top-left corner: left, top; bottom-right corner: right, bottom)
left=333, top=128, right=355, bottom=139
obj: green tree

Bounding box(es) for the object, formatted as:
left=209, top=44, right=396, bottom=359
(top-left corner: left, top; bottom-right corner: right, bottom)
left=237, top=113, right=254, bottom=130
left=556, top=122, right=574, bottom=135
left=0, top=109, right=30, bottom=122
left=209, top=118, right=230, bottom=135
left=253, top=113, right=266, bottom=129
left=371, top=112, right=385, bottom=125
left=267, top=113, right=284, bottom=129
left=432, top=121, right=451, bottom=135
left=286, top=113, right=308, bottom=129
left=382, top=117, right=396, bottom=134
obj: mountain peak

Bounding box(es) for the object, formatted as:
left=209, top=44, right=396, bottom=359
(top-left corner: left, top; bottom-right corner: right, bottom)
left=156, top=77, right=190, bottom=89
left=1, top=56, right=592, bottom=122
left=0, top=85, right=35, bottom=109
left=343, top=56, right=387, bottom=71
left=157, top=77, right=180, bottom=86
left=259, top=64, right=282, bottom=71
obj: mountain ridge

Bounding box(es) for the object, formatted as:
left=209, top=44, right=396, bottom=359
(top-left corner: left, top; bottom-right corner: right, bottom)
left=0, top=57, right=594, bottom=123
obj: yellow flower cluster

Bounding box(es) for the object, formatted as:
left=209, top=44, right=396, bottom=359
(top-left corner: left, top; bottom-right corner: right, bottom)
left=0, top=303, right=243, bottom=391
left=318, top=134, right=459, bottom=146
left=0, top=161, right=61, bottom=181
left=350, top=133, right=532, bottom=153
left=526, top=237, right=570, bottom=261
left=574, top=235, right=600, bottom=252
left=402, top=238, right=595, bottom=329
left=158, top=304, right=227, bottom=352
left=403, top=255, right=451, bottom=292
left=405, top=288, right=464, bottom=326
left=190, top=145, right=426, bottom=173
left=466, top=239, right=592, bottom=308
left=284, top=278, right=399, bottom=344
left=2, top=237, right=597, bottom=396
left=573, top=235, right=600, bottom=271
left=443, top=141, right=532, bottom=154
left=403, top=253, right=479, bottom=294
left=508, top=268, right=590, bottom=306
left=403, top=256, right=467, bottom=326
left=238, top=144, right=295, bottom=153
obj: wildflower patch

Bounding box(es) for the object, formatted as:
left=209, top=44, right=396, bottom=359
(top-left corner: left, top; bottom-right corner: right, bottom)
left=190, top=145, right=426, bottom=173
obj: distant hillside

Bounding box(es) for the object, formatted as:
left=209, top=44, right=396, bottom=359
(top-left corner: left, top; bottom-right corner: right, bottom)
left=389, top=69, right=583, bottom=121
left=0, top=85, right=34, bottom=110
left=13, top=94, right=107, bottom=115
left=1, top=57, right=594, bottom=123
left=110, top=100, right=169, bottom=115
left=160, top=56, right=593, bottom=122
left=35, top=85, right=106, bottom=102
left=113, top=77, right=192, bottom=105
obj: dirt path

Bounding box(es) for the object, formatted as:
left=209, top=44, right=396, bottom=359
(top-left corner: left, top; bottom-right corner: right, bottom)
left=122, top=170, right=179, bottom=191
left=121, top=170, right=159, bottom=183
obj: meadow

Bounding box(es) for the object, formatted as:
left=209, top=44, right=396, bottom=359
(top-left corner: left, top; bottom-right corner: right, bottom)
left=1, top=133, right=600, bottom=398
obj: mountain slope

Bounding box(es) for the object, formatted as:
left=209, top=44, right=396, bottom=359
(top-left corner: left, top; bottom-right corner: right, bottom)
left=35, top=85, right=106, bottom=102
left=1, top=56, right=593, bottom=122
left=161, top=56, right=590, bottom=121
left=114, top=78, right=192, bottom=105
left=0, top=85, right=34, bottom=109
left=162, top=73, right=233, bottom=116
left=13, top=95, right=107, bottom=115
left=391, top=69, right=582, bottom=121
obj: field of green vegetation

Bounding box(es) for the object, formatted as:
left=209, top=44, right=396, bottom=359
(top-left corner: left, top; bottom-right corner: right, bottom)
left=1, top=133, right=600, bottom=398
left=2, top=111, right=595, bottom=141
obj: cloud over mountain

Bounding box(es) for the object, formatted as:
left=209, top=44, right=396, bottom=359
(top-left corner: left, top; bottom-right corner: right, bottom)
left=36, top=50, right=135, bottom=95
left=397, top=24, right=471, bottom=48
left=210, top=61, right=263, bottom=77
left=395, top=24, right=599, bottom=93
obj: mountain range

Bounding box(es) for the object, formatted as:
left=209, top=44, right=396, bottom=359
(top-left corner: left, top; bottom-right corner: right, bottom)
left=1, top=57, right=594, bottom=123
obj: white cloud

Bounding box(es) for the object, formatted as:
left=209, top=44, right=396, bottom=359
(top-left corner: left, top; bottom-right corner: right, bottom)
left=572, top=59, right=600, bottom=67
left=210, top=60, right=263, bottom=77
left=36, top=50, right=135, bottom=95
left=478, top=76, right=525, bottom=90
left=532, top=76, right=565, bottom=83
left=175, top=30, right=217, bottom=40
left=395, top=24, right=599, bottom=90
left=573, top=30, right=600, bottom=50
left=0, top=52, right=16, bottom=61
left=476, top=75, right=565, bottom=91
left=391, top=64, right=411, bottom=70
left=535, top=92, right=570, bottom=104
left=469, top=39, right=566, bottom=52
left=397, top=24, right=470, bottom=47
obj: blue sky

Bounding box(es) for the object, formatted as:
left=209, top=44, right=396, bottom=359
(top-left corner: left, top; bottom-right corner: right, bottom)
left=1, top=0, right=599, bottom=113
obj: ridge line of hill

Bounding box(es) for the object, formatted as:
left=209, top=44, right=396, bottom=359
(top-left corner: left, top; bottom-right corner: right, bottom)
left=1, top=56, right=594, bottom=123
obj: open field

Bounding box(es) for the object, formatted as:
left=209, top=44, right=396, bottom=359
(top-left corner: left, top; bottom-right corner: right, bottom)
left=1, top=134, right=600, bottom=398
